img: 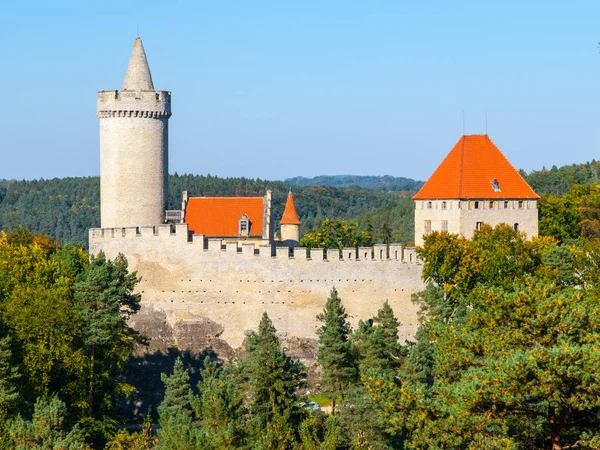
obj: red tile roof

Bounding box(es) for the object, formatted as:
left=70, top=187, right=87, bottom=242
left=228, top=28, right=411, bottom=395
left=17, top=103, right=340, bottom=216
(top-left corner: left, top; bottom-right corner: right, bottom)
left=413, top=135, right=539, bottom=200
left=280, top=192, right=301, bottom=225
left=185, top=197, right=264, bottom=237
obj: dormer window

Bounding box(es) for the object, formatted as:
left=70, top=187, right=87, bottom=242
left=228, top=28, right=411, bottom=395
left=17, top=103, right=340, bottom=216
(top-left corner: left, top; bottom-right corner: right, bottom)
left=491, top=178, right=501, bottom=192
left=238, top=214, right=250, bottom=237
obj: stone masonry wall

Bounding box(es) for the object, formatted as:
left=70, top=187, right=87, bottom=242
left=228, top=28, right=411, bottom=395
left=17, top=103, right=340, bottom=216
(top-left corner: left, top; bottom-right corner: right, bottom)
left=415, top=199, right=538, bottom=246
left=97, top=90, right=171, bottom=229
left=90, top=224, right=424, bottom=355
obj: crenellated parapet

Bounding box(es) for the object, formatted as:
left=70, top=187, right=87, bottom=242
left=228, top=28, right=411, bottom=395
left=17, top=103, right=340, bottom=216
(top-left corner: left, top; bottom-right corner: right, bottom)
left=96, top=90, right=172, bottom=119
left=89, top=224, right=420, bottom=264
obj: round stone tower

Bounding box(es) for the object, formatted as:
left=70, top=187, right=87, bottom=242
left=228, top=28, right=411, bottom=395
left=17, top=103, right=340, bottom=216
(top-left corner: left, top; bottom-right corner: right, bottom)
left=97, top=37, right=171, bottom=228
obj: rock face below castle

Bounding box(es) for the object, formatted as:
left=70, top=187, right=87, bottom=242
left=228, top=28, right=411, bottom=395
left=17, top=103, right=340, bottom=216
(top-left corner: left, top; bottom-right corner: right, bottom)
left=90, top=224, right=424, bottom=357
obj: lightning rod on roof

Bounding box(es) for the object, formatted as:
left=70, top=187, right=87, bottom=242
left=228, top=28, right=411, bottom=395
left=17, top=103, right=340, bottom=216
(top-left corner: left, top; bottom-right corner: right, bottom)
left=463, top=110, right=465, bottom=135
left=485, top=110, right=488, bottom=135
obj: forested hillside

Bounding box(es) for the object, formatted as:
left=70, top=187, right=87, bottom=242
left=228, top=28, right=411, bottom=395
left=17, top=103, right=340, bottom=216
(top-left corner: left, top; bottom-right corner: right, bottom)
left=286, top=174, right=423, bottom=191
left=0, top=174, right=415, bottom=248
left=1, top=160, right=599, bottom=250
left=521, top=159, right=600, bottom=195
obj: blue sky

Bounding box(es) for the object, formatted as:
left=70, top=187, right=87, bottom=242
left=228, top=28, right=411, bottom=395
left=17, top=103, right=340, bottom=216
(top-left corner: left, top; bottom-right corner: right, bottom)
left=0, top=0, right=598, bottom=181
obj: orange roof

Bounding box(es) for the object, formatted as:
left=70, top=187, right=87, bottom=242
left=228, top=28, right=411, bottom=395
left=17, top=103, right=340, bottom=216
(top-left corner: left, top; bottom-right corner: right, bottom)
left=413, top=135, right=539, bottom=200
left=185, top=197, right=264, bottom=237
left=280, top=192, right=301, bottom=225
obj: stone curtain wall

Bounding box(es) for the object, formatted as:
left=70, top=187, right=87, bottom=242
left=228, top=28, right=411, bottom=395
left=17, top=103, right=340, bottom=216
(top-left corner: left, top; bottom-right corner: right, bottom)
left=90, top=224, right=424, bottom=354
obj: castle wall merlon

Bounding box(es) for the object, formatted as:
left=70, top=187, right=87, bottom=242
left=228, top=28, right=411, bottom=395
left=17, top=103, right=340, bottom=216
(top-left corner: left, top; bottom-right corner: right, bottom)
left=358, top=247, right=372, bottom=260
left=327, top=249, right=340, bottom=261
left=89, top=227, right=418, bottom=264
left=276, top=246, right=291, bottom=259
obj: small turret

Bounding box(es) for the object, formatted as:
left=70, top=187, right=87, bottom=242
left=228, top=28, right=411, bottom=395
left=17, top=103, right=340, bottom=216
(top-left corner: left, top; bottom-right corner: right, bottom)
left=280, top=191, right=301, bottom=247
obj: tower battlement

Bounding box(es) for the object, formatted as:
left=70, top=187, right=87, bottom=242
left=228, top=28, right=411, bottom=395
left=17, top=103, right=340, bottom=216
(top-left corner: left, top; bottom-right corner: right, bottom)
left=96, top=90, right=171, bottom=118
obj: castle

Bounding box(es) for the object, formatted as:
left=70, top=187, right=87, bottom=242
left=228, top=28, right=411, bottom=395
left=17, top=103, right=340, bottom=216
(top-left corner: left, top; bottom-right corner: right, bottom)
left=90, top=38, right=538, bottom=356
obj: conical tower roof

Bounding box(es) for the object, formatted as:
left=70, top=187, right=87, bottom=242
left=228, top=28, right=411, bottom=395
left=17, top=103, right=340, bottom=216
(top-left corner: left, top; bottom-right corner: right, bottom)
left=413, top=135, right=539, bottom=200
left=281, top=191, right=301, bottom=225
left=122, top=37, right=154, bottom=91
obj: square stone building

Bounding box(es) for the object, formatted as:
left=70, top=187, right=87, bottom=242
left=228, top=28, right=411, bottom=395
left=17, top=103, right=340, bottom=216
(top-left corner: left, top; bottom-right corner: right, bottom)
left=413, top=134, right=539, bottom=247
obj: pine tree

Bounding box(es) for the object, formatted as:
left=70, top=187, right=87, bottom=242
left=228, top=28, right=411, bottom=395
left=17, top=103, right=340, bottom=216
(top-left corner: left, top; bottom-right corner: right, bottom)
left=196, top=357, right=246, bottom=449
left=74, top=252, right=146, bottom=418
left=0, top=336, right=19, bottom=418
left=316, top=288, right=357, bottom=415
left=245, top=312, right=305, bottom=447
left=9, top=397, right=89, bottom=449
left=157, top=358, right=204, bottom=449
left=339, top=302, right=405, bottom=450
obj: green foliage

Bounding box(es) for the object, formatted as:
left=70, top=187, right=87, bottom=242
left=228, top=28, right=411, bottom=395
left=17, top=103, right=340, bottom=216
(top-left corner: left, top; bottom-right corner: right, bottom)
left=316, top=288, right=357, bottom=412
left=9, top=397, right=89, bottom=449
left=195, top=357, right=246, bottom=449
left=286, top=174, right=423, bottom=191
left=74, top=251, right=146, bottom=443
left=300, top=218, right=373, bottom=251
left=157, top=358, right=205, bottom=449
left=0, top=232, right=145, bottom=448
left=522, top=160, right=600, bottom=195
left=104, top=419, right=156, bottom=450
left=297, top=414, right=342, bottom=450
left=245, top=313, right=305, bottom=446
left=0, top=174, right=417, bottom=249
left=0, top=336, right=19, bottom=418
left=367, top=223, right=600, bottom=449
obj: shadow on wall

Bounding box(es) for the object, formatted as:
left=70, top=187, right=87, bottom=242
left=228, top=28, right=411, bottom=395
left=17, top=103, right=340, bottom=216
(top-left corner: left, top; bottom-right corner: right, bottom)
left=117, top=347, right=220, bottom=421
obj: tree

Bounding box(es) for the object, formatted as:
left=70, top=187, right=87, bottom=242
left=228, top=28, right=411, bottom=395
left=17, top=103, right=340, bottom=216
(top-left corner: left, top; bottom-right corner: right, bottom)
left=0, top=336, right=19, bottom=418
left=368, top=280, right=600, bottom=449
left=300, top=219, right=372, bottom=251
left=9, top=397, right=89, bottom=450
left=195, top=357, right=246, bottom=449
left=316, top=288, right=357, bottom=415
left=245, top=313, right=305, bottom=448
left=339, top=302, right=406, bottom=450
left=73, top=252, right=145, bottom=419
left=156, top=358, right=204, bottom=449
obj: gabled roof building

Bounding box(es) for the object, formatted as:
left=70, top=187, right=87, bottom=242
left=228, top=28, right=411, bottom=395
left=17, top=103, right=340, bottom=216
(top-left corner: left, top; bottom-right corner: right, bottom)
left=182, top=190, right=274, bottom=247
left=413, top=135, right=539, bottom=246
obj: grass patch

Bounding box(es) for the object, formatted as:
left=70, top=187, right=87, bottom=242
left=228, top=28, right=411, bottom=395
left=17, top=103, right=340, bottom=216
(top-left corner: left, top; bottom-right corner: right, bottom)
left=308, top=394, right=332, bottom=407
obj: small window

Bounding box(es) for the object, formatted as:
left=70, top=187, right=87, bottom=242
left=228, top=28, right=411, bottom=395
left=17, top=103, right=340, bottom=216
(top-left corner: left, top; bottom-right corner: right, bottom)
left=514, top=223, right=519, bottom=231
left=476, top=221, right=483, bottom=231
left=442, top=201, right=447, bottom=210
left=518, top=201, right=524, bottom=209
left=504, top=201, right=509, bottom=209
left=458, top=201, right=462, bottom=209
left=474, top=201, right=480, bottom=209
left=427, top=201, right=432, bottom=209
left=441, top=220, right=448, bottom=231
left=491, top=178, right=501, bottom=192
left=238, top=214, right=250, bottom=236
left=489, top=201, right=494, bottom=209
left=424, top=220, right=432, bottom=234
